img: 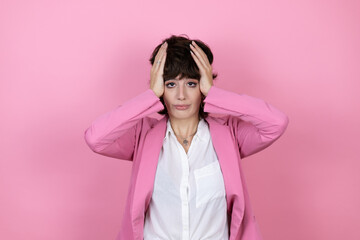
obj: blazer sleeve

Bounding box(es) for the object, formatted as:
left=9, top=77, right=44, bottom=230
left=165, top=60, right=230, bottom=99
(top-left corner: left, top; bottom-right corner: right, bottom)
left=84, top=89, right=164, bottom=161
left=203, top=86, right=289, bottom=159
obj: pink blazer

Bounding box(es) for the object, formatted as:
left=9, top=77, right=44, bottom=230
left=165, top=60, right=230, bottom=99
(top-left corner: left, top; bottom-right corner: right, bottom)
left=84, top=86, right=289, bottom=240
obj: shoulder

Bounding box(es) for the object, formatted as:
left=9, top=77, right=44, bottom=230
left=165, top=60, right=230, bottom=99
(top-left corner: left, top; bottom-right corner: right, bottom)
left=205, top=113, right=229, bottom=124
left=137, top=115, right=166, bottom=132
left=205, top=114, right=255, bottom=139
left=206, top=114, right=247, bottom=128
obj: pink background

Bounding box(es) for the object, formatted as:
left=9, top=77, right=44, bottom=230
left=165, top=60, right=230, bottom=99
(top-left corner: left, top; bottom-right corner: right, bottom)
left=1, top=0, right=359, bottom=239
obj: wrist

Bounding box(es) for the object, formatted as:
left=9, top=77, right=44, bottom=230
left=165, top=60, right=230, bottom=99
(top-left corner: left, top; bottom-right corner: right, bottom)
left=203, top=85, right=213, bottom=97
left=150, top=88, right=160, bottom=98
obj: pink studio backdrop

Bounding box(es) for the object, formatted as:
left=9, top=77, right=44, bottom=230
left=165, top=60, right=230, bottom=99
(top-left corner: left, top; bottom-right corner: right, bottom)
left=1, top=0, right=359, bottom=239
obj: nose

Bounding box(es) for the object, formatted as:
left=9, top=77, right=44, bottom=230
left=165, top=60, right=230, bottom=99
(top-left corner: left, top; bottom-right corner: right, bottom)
left=177, top=82, right=186, bottom=100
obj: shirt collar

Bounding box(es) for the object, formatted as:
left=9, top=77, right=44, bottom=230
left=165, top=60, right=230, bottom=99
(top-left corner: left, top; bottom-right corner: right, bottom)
left=164, top=117, right=208, bottom=142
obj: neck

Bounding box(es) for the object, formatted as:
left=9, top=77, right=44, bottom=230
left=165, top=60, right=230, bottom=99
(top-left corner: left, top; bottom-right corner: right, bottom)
left=168, top=114, right=200, bottom=138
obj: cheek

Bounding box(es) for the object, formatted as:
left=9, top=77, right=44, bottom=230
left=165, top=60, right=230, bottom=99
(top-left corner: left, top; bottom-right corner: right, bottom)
left=162, top=92, right=171, bottom=108
left=194, top=91, right=202, bottom=104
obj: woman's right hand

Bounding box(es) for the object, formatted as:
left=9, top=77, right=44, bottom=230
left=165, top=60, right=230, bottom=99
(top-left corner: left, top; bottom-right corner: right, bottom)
left=150, top=41, right=167, bottom=98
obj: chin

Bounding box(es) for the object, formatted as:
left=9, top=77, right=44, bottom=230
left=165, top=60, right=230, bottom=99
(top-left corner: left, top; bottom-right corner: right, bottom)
left=170, top=113, right=191, bottom=120
left=169, top=110, right=199, bottom=120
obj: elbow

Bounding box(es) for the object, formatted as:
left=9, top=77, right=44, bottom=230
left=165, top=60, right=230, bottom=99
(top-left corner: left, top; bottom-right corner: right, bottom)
left=283, top=114, right=289, bottom=129
left=277, top=114, right=289, bottom=135
left=262, top=115, right=289, bottom=142
left=84, top=127, right=101, bottom=153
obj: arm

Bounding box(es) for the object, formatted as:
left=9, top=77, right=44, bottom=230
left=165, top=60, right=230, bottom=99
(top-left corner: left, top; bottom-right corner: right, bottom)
left=203, top=86, right=289, bottom=159
left=85, top=41, right=168, bottom=160
left=84, top=89, right=164, bottom=161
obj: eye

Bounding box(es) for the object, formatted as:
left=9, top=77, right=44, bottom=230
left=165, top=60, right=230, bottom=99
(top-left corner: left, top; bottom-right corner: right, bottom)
left=187, top=81, right=198, bottom=87
left=165, top=82, right=176, bottom=88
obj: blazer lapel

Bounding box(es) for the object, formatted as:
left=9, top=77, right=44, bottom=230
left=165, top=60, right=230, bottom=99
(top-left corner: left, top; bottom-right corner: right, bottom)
left=205, top=116, right=245, bottom=218
left=131, top=115, right=168, bottom=238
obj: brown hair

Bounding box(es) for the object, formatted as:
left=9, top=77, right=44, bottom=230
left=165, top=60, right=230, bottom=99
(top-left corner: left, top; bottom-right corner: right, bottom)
left=149, top=34, right=218, bottom=119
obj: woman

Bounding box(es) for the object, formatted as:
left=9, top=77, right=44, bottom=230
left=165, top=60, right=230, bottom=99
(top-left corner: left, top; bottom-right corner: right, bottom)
left=84, top=35, right=289, bottom=240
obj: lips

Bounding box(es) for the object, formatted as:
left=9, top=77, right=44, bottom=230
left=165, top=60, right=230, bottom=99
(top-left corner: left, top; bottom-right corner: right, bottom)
left=174, top=105, right=190, bottom=110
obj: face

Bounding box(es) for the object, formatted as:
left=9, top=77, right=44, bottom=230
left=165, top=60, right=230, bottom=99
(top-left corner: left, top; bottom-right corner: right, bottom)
left=163, top=75, right=202, bottom=121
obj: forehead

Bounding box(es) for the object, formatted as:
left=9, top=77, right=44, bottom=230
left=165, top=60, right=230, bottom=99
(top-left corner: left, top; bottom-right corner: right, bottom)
left=166, top=76, right=199, bottom=81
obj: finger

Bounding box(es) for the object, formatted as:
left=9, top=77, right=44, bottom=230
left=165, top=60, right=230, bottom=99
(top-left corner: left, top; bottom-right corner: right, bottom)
left=154, top=44, right=165, bottom=66
left=190, top=44, right=208, bottom=70
left=192, top=41, right=209, bottom=64
left=153, top=43, right=167, bottom=71
left=190, top=49, right=204, bottom=72
left=154, top=43, right=166, bottom=65
left=190, top=48, right=206, bottom=73
left=190, top=41, right=210, bottom=66
left=158, top=49, right=167, bottom=75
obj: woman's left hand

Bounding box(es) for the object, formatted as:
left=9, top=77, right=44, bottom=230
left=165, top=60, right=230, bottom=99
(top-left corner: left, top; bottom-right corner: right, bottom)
left=190, top=41, right=213, bottom=96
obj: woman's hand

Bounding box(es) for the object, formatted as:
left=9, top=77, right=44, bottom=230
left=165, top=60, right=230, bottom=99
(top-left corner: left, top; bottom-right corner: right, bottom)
left=150, top=42, right=167, bottom=98
left=190, top=41, right=213, bottom=96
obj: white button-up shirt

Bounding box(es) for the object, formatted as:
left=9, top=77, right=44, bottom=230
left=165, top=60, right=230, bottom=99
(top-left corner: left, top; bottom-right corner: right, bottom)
left=143, top=117, right=229, bottom=240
